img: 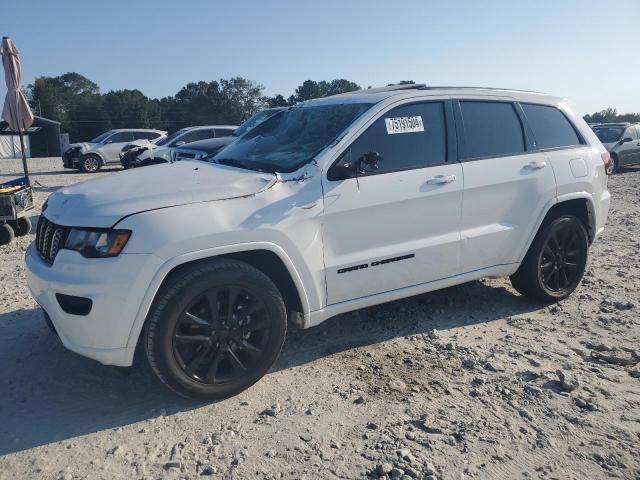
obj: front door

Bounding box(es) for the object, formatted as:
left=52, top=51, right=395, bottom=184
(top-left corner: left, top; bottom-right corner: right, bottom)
left=101, top=131, right=134, bottom=163
left=456, top=100, right=557, bottom=271
left=623, top=126, right=640, bottom=165
left=321, top=101, right=463, bottom=305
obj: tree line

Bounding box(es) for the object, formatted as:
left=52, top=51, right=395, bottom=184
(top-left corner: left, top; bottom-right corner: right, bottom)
left=27, top=73, right=363, bottom=142
left=27, top=73, right=639, bottom=142
left=583, top=108, right=640, bottom=124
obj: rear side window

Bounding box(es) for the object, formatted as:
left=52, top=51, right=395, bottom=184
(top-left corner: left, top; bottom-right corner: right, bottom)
left=522, top=104, right=582, bottom=149
left=137, top=131, right=161, bottom=140
left=343, top=102, right=447, bottom=175
left=460, top=101, right=525, bottom=159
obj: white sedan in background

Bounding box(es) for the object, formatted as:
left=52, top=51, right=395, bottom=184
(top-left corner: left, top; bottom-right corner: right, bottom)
left=134, top=125, right=238, bottom=163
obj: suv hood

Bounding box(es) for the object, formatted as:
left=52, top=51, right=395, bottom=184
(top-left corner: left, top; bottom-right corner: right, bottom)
left=65, top=142, right=96, bottom=153
left=44, top=161, right=276, bottom=228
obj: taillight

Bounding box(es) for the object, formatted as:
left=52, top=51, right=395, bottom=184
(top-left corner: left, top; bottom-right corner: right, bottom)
left=601, top=151, right=612, bottom=174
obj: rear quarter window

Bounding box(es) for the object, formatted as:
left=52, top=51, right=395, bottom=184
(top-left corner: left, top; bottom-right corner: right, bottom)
left=521, top=104, right=582, bottom=149
left=460, top=101, right=525, bottom=159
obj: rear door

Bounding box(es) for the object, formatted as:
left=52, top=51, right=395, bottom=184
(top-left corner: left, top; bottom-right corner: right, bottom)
left=455, top=99, right=557, bottom=272
left=321, top=100, right=464, bottom=305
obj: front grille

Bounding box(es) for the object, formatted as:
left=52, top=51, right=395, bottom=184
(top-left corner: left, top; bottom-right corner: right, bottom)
left=35, top=216, right=69, bottom=264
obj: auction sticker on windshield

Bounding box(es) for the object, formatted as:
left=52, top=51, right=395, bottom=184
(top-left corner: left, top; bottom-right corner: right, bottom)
left=384, top=116, right=424, bottom=135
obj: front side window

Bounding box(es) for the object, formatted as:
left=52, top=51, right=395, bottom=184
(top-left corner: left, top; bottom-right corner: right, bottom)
left=215, top=128, right=235, bottom=138
left=337, top=102, right=446, bottom=176
left=90, top=131, right=113, bottom=143
left=176, top=129, right=212, bottom=145
left=213, top=102, right=373, bottom=173
left=460, top=101, right=525, bottom=159
left=156, top=128, right=189, bottom=146
left=625, top=126, right=638, bottom=140
left=522, top=104, right=582, bottom=149
left=108, top=132, right=133, bottom=143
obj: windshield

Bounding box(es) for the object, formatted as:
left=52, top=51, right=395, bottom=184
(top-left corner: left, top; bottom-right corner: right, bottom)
left=89, top=131, right=113, bottom=143
left=593, top=127, right=624, bottom=143
left=233, top=109, right=282, bottom=137
left=155, top=128, right=189, bottom=146
left=212, top=103, right=373, bottom=173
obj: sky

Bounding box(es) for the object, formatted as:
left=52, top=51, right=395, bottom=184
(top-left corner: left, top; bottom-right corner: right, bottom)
left=1, top=0, right=638, bottom=117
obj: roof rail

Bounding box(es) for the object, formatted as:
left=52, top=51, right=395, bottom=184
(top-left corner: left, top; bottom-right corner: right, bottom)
left=420, top=86, right=546, bottom=95
left=352, top=83, right=427, bottom=94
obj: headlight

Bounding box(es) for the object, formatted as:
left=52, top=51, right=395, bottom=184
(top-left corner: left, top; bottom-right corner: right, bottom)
left=64, top=228, right=131, bottom=258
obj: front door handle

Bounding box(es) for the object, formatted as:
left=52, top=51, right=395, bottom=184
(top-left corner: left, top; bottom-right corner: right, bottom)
left=426, top=174, right=457, bottom=185
left=524, top=161, right=547, bottom=170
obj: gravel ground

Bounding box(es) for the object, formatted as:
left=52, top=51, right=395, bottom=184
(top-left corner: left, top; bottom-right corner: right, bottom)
left=0, top=157, right=639, bottom=480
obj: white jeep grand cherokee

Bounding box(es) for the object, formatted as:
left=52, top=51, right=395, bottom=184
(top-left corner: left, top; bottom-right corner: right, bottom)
left=26, top=84, right=611, bottom=400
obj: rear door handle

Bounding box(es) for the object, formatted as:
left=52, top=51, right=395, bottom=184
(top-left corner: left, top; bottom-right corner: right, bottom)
left=426, top=174, right=457, bottom=185
left=524, top=161, right=547, bottom=170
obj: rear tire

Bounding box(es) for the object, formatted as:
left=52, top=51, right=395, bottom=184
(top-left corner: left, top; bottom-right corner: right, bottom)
left=9, top=216, right=32, bottom=236
left=0, top=223, right=15, bottom=246
left=144, top=259, right=287, bottom=400
left=510, top=214, right=588, bottom=303
left=79, top=154, right=101, bottom=173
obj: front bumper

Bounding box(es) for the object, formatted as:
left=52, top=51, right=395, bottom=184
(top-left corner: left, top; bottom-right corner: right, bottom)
left=62, top=149, right=82, bottom=168
left=25, top=243, right=162, bottom=366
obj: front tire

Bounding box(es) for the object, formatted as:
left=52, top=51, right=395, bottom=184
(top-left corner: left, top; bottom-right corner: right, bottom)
left=79, top=154, right=101, bottom=173
left=510, top=214, right=588, bottom=303
left=0, top=223, right=15, bottom=246
left=144, top=259, right=287, bottom=400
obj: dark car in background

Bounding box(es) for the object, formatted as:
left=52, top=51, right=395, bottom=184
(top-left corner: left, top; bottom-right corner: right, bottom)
left=591, top=123, right=640, bottom=174
left=137, top=108, right=286, bottom=167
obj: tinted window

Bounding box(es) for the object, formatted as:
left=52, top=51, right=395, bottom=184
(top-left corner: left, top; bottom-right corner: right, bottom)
left=340, top=102, right=446, bottom=175
left=593, top=126, right=624, bottom=143
left=460, top=101, right=524, bottom=159
left=137, top=131, right=161, bottom=140
left=215, top=128, right=235, bottom=138
left=522, top=104, right=582, bottom=149
left=108, top=132, right=133, bottom=143
left=176, top=129, right=211, bottom=145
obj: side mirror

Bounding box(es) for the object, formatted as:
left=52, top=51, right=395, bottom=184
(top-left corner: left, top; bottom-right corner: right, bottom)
left=358, top=151, right=382, bottom=173
left=174, top=141, right=186, bottom=147
left=621, top=137, right=632, bottom=144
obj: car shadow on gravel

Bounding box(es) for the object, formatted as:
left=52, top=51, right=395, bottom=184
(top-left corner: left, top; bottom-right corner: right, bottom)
left=0, top=280, right=541, bottom=456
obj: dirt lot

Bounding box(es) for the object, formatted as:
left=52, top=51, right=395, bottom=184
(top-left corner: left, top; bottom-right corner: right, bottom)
left=0, top=157, right=639, bottom=480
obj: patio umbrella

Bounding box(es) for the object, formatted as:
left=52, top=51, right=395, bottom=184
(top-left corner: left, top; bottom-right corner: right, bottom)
left=1, top=37, right=34, bottom=186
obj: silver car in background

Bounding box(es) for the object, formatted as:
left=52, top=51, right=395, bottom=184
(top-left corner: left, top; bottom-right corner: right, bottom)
left=62, top=129, right=166, bottom=173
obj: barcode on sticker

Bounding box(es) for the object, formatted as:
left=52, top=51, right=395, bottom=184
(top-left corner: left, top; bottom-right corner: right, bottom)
left=384, top=116, right=424, bottom=134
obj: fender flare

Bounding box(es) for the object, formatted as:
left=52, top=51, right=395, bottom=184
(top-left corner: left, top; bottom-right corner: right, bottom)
left=516, top=192, right=596, bottom=264
left=124, top=241, right=311, bottom=349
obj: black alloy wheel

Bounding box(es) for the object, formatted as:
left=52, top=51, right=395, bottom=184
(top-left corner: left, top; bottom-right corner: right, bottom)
left=144, top=259, right=287, bottom=400
left=510, top=214, right=588, bottom=302
left=172, top=286, right=270, bottom=385
left=538, top=220, right=586, bottom=294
